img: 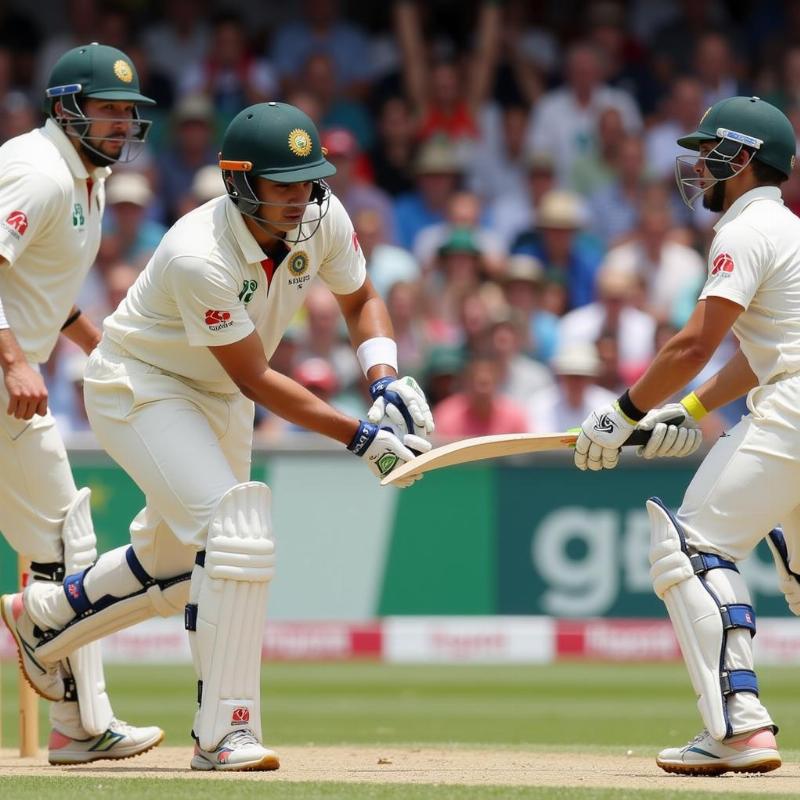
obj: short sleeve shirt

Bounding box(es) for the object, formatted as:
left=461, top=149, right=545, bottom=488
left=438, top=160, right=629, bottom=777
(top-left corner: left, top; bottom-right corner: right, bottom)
left=104, top=192, right=366, bottom=393
left=699, top=186, right=800, bottom=384
left=0, top=120, right=109, bottom=362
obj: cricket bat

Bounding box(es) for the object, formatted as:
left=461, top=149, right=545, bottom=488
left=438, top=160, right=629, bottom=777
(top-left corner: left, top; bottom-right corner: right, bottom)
left=380, top=426, right=663, bottom=486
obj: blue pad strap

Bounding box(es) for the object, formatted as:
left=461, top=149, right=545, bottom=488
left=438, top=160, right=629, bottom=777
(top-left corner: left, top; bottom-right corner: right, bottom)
left=689, top=551, right=738, bottom=574
left=721, top=604, right=756, bottom=636
left=185, top=603, right=198, bottom=632
left=721, top=669, right=758, bottom=697
left=63, top=570, right=92, bottom=615
left=125, top=546, right=154, bottom=587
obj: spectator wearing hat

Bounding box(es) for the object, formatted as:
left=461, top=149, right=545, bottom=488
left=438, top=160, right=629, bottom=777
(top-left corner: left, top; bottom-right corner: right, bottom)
left=353, top=208, right=419, bottom=300
left=486, top=151, right=558, bottom=250
left=558, top=265, right=656, bottom=387
left=501, top=254, right=559, bottom=362
left=103, top=173, right=168, bottom=268
left=422, top=345, right=464, bottom=409
left=175, top=163, right=227, bottom=219
left=433, top=354, right=528, bottom=439
left=510, top=189, right=604, bottom=312
left=393, top=136, right=464, bottom=250
left=413, top=190, right=506, bottom=276
left=322, top=127, right=397, bottom=243
left=157, top=93, right=218, bottom=224
left=527, top=342, right=616, bottom=433
left=489, top=308, right=554, bottom=408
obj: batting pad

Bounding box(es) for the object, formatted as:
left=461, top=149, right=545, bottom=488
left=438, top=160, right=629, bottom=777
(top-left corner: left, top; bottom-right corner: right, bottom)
left=647, top=498, right=770, bottom=740
left=187, top=482, right=275, bottom=750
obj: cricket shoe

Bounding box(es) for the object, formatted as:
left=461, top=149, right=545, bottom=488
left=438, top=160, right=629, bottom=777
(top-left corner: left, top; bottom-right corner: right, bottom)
left=1, top=592, right=65, bottom=701
left=191, top=729, right=280, bottom=771
left=656, top=728, right=781, bottom=776
left=48, top=718, right=165, bottom=765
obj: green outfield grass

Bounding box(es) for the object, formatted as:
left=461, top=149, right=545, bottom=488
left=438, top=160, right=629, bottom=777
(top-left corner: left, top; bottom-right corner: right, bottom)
left=1, top=661, right=798, bottom=798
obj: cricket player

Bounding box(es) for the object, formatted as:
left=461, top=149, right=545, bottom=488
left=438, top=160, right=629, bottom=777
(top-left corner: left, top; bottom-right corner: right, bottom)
left=573, top=96, right=799, bottom=775
left=0, top=43, right=164, bottom=763
left=3, top=101, right=434, bottom=771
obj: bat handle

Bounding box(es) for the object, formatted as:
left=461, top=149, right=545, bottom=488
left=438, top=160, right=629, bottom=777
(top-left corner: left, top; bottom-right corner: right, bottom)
left=622, top=415, right=686, bottom=447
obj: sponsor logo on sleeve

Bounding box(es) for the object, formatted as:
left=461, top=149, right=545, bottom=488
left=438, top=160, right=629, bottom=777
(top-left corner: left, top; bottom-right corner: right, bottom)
left=3, top=210, right=29, bottom=238
left=204, top=309, right=234, bottom=331
left=711, top=252, right=735, bottom=276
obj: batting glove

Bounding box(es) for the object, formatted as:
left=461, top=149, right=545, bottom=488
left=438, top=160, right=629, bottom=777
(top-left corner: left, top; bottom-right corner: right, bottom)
left=574, top=402, right=636, bottom=471
left=635, top=403, right=701, bottom=460
left=367, top=376, right=435, bottom=445
left=347, top=420, right=425, bottom=488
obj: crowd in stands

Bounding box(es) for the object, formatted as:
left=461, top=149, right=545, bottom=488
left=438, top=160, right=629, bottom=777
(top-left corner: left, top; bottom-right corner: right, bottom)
left=3, top=0, right=798, bottom=444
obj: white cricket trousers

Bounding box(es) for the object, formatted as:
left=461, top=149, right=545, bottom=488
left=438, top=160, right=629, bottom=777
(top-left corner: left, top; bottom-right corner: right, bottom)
left=0, top=372, right=77, bottom=563
left=83, top=341, right=255, bottom=578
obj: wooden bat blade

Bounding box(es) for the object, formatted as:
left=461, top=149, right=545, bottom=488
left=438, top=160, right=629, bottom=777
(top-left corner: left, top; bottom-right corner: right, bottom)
left=380, top=432, right=578, bottom=485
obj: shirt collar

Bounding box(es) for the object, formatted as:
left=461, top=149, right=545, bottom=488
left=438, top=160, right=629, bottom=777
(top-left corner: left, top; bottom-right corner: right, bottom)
left=713, top=185, right=783, bottom=232
left=41, top=119, right=111, bottom=182
left=225, top=196, right=275, bottom=264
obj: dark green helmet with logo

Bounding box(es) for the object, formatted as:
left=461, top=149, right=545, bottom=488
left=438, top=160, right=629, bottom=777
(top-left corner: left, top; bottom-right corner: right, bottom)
left=46, top=43, right=155, bottom=164
left=220, top=102, right=336, bottom=243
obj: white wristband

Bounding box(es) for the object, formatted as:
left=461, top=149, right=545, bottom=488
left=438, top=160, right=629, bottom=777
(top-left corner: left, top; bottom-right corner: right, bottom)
left=356, top=337, right=398, bottom=376
left=0, top=294, right=9, bottom=330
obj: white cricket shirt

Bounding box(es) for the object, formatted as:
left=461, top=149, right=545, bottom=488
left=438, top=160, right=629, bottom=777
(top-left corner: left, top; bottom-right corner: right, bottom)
left=0, top=119, right=109, bottom=363
left=104, top=192, right=366, bottom=393
left=699, top=186, right=800, bottom=385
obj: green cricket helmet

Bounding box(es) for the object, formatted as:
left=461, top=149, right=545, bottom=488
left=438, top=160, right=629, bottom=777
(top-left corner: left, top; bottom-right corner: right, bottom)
left=219, top=102, right=336, bottom=243
left=675, top=96, right=796, bottom=208
left=46, top=43, right=155, bottom=165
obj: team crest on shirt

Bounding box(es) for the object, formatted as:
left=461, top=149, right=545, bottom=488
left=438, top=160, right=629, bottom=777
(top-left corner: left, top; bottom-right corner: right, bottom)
left=288, top=251, right=311, bottom=289
left=2, top=210, right=28, bottom=238
left=711, top=252, right=735, bottom=276
left=205, top=309, right=234, bottom=330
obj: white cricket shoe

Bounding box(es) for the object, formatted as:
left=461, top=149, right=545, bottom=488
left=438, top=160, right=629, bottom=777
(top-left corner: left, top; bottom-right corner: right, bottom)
left=48, top=718, right=164, bottom=764
left=656, top=728, right=781, bottom=776
left=1, top=592, right=65, bottom=701
left=191, top=729, right=280, bottom=771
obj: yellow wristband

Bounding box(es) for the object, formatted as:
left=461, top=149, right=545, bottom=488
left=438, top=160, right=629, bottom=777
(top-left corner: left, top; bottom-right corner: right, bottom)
left=680, top=391, right=709, bottom=421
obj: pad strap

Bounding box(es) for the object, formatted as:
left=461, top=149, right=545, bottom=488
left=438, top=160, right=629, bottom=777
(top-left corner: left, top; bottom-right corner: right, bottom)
left=722, top=669, right=759, bottom=696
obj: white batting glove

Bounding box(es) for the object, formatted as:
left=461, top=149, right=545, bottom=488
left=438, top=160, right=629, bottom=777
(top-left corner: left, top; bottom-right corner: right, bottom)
left=574, top=402, right=636, bottom=471
left=367, top=376, right=435, bottom=446
left=347, top=420, right=423, bottom=488
left=635, top=403, right=702, bottom=460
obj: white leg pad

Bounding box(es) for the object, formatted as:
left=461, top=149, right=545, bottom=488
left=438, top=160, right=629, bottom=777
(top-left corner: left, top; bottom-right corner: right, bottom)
left=187, top=482, right=275, bottom=751
left=647, top=498, right=770, bottom=740
left=61, top=488, right=113, bottom=736
left=33, top=545, right=190, bottom=663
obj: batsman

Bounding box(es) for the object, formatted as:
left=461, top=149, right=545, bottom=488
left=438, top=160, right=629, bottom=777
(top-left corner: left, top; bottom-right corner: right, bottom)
left=574, top=96, right=799, bottom=775
left=0, top=43, right=162, bottom=762
left=3, top=101, right=434, bottom=771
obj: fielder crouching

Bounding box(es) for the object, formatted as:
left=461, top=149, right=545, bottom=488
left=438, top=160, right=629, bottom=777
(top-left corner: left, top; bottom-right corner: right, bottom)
left=2, top=102, right=434, bottom=771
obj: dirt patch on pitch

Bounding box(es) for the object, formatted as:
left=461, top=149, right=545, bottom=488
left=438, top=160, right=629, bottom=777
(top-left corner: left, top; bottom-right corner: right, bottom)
left=1, top=746, right=798, bottom=793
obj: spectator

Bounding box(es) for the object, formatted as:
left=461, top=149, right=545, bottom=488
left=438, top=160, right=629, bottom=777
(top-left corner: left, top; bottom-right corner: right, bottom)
left=511, top=190, right=604, bottom=312
left=599, top=184, right=705, bottom=323
left=270, top=0, right=374, bottom=97
left=527, top=342, right=616, bottom=433
left=525, top=40, right=642, bottom=183
left=369, top=95, right=417, bottom=197
left=157, top=93, right=218, bottom=224
left=570, top=105, right=626, bottom=196
left=393, top=136, right=464, bottom=250
left=422, top=345, right=464, bottom=409
left=179, top=11, right=277, bottom=124
left=501, top=255, right=559, bottom=362
left=103, top=173, right=168, bottom=269
left=321, top=127, right=396, bottom=243
left=386, top=281, right=429, bottom=377
left=0, top=91, right=36, bottom=144
left=488, top=309, right=554, bottom=408
left=558, top=265, right=657, bottom=386
left=765, top=46, right=800, bottom=112
left=433, top=355, right=528, bottom=438
left=175, top=164, right=227, bottom=219
left=354, top=208, right=419, bottom=300
left=693, top=31, right=749, bottom=108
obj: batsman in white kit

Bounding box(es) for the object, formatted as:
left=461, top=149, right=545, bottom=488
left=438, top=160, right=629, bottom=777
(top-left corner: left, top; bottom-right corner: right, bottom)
left=574, top=96, right=800, bottom=775
left=2, top=101, right=434, bottom=771
left=0, top=43, right=164, bottom=763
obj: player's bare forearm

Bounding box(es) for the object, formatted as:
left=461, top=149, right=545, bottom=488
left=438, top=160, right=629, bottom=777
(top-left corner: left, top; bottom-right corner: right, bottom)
left=0, top=326, right=25, bottom=371
left=337, top=279, right=397, bottom=381
left=209, top=331, right=359, bottom=444
left=61, top=309, right=101, bottom=355
left=692, top=348, right=758, bottom=412
left=629, top=297, right=743, bottom=412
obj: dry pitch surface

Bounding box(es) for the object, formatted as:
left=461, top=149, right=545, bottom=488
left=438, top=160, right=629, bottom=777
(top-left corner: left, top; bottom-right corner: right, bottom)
left=0, top=746, right=798, bottom=794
